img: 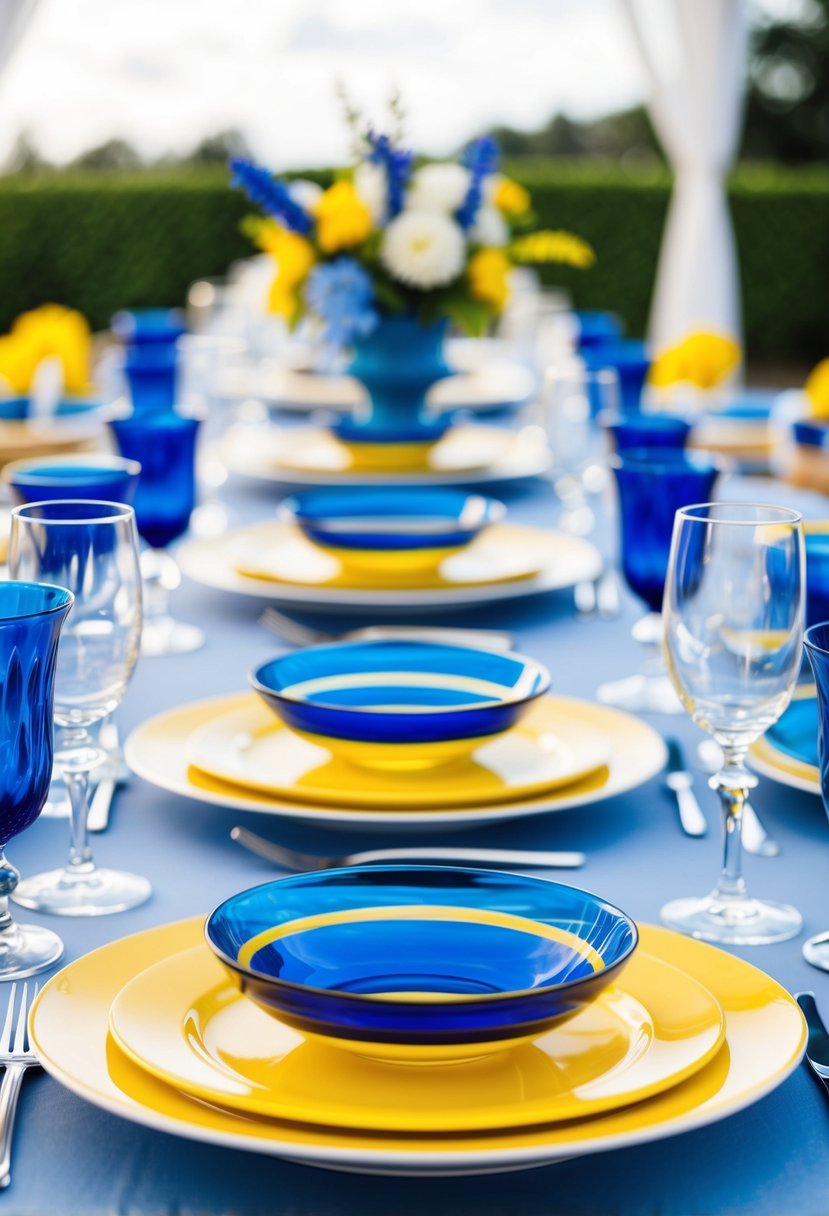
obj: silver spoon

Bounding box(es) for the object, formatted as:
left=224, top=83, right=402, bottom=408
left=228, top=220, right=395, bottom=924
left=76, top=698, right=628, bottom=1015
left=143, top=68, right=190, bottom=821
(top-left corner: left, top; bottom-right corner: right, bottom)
left=231, top=826, right=586, bottom=871
left=696, top=739, right=780, bottom=857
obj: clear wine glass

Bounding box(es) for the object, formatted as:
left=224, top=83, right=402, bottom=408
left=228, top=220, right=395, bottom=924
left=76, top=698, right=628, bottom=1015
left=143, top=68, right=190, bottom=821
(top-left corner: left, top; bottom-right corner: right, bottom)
left=661, top=502, right=805, bottom=944
left=537, top=365, right=620, bottom=535
left=8, top=500, right=150, bottom=916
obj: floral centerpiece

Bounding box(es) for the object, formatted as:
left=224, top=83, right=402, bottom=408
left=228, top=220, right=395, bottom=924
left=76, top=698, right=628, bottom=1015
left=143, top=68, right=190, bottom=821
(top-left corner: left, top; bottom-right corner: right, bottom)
left=229, top=122, right=593, bottom=433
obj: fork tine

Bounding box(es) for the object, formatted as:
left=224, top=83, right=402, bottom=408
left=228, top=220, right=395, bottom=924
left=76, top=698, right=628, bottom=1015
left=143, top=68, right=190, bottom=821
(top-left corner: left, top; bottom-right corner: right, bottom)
left=0, top=987, right=15, bottom=1055
left=12, top=985, right=27, bottom=1055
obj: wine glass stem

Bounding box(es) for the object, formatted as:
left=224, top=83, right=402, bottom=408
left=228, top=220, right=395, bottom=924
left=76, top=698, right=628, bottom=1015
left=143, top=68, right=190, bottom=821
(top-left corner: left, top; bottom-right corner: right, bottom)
left=57, top=733, right=104, bottom=876
left=711, top=749, right=755, bottom=900
left=0, top=849, right=17, bottom=934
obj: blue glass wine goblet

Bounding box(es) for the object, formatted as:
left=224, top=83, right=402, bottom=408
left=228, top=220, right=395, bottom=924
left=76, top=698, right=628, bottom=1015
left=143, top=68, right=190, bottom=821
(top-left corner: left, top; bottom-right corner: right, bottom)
left=596, top=449, right=722, bottom=714
left=8, top=501, right=149, bottom=917
left=110, top=409, right=205, bottom=657
left=0, top=582, right=73, bottom=974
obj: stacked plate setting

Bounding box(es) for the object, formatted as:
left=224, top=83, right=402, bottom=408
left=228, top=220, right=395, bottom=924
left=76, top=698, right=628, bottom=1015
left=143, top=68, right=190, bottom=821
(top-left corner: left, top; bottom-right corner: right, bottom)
left=30, top=866, right=807, bottom=1175
left=124, top=638, right=668, bottom=829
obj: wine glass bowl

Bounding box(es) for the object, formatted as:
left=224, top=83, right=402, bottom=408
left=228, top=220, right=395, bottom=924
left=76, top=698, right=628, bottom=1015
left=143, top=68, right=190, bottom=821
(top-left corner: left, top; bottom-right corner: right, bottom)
left=8, top=501, right=150, bottom=917
left=0, top=581, right=73, bottom=975
left=661, top=502, right=805, bottom=945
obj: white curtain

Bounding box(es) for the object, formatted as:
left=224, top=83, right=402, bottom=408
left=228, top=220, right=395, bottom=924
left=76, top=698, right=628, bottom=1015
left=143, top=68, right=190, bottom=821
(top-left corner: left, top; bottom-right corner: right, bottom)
left=0, top=0, right=37, bottom=73
left=619, top=0, right=748, bottom=353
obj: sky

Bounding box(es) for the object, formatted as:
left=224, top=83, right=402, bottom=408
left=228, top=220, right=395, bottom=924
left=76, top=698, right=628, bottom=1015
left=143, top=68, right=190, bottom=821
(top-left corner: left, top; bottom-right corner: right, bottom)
left=0, top=0, right=798, bottom=170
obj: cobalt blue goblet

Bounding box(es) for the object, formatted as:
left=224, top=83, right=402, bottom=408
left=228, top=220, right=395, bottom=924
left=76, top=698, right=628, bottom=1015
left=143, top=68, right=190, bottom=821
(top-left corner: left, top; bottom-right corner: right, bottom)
left=110, top=410, right=204, bottom=656
left=111, top=308, right=187, bottom=347
left=0, top=582, right=73, bottom=975
left=585, top=340, right=650, bottom=413
left=803, top=623, right=829, bottom=969
left=123, top=345, right=179, bottom=414
left=597, top=449, right=721, bottom=713
left=601, top=412, right=692, bottom=453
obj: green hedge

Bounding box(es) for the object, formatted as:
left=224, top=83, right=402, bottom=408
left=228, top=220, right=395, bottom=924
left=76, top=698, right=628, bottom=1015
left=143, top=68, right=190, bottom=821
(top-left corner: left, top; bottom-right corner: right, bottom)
left=0, top=160, right=827, bottom=362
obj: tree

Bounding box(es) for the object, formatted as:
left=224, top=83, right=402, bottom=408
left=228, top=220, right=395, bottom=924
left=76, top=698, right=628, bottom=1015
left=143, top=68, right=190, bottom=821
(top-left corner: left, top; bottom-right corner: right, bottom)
left=740, top=0, right=829, bottom=162
left=70, top=138, right=143, bottom=171
left=186, top=128, right=253, bottom=165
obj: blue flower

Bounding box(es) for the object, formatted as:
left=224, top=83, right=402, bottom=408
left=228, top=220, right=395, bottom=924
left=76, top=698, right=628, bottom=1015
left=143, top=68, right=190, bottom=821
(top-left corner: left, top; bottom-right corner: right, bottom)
left=456, top=136, right=501, bottom=231
left=228, top=157, right=313, bottom=235
left=365, top=132, right=413, bottom=219
left=305, top=258, right=379, bottom=346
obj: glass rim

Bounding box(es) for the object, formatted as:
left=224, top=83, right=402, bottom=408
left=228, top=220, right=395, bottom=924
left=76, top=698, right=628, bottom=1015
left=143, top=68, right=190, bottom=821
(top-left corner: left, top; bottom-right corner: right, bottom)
left=2, top=455, right=142, bottom=482
left=609, top=450, right=724, bottom=473
left=805, top=623, right=829, bottom=656
left=674, top=501, right=803, bottom=526
left=10, top=500, right=137, bottom=525
left=0, top=580, right=74, bottom=622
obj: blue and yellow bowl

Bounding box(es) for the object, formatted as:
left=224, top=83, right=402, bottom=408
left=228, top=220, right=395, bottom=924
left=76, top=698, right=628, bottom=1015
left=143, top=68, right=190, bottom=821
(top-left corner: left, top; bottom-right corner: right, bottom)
left=249, top=639, right=551, bottom=770
left=205, top=866, right=638, bottom=1062
left=279, top=488, right=505, bottom=577
left=329, top=418, right=453, bottom=472
left=2, top=454, right=141, bottom=506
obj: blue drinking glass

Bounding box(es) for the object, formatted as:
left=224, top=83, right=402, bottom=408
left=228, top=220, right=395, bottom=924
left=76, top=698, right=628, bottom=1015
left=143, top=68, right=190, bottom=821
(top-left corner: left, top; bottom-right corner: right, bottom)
left=596, top=449, right=722, bottom=713
left=803, top=623, right=829, bottom=970
left=111, top=308, right=186, bottom=347
left=0, top=582, right=73, bottom=976
left=601, top=412, right=692, bottom=453
left=2, top=455, right=141, bottom=507
left=110, top=410, right=204, bottom=656
left=123, top=345, right=179, bottom=414
left=805, top=526, right=829, bottom=628
left=585, top=340, right=651, bottom=413
left=574, top=311, right=624, bottom=354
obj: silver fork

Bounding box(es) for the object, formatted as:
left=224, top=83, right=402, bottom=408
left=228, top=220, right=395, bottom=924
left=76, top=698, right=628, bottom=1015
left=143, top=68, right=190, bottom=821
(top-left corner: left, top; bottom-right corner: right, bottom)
left=258, top=606, right=513, bottom=651
left=0, top=982, right=39, bottom=1189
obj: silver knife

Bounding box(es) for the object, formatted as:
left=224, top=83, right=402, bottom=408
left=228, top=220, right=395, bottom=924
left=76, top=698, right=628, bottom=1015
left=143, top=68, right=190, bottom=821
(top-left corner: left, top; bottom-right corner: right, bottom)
left=796, top=992, right=829, bottom=1099
left=665, top=738, right=708, bottom=837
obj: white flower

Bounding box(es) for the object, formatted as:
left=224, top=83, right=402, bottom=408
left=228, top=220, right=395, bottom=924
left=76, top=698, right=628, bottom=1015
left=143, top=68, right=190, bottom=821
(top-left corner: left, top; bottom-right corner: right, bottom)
left=354, top=161, right=387, bottom=224
left=469, top=206, right=509, bottom=247
left=405, top=163, right=470, bottom=213
left=287, top=179, right=323, bottom=210
left=380, top=210, right=466, bottom=290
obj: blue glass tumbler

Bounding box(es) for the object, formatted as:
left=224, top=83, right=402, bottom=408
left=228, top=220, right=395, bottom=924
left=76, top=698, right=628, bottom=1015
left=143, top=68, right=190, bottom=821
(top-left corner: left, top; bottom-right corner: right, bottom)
left=597, top=449, right=721, bottom=713
left=803, top=623, right=829, bottom=969
left=804, top=526, right=829, bottom=629
left=110, top=410, right=204, bottom=656
left=0, top=582, right=72, bottom=976
left=123, top=345, right=179, bottom=414
left=601, top=412, right=692, bottom=453
left=585, top=340, right=651, bottom=413
left=111, top=308, right=187, bottom=347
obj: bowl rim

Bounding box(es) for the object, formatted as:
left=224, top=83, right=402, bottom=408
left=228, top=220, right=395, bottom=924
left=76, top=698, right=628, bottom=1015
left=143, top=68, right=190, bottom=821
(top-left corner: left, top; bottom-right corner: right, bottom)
left=278, top=489, right=506, bottom=536
left=248, top=638, right=552, bottom=719
left=203, top=866, right=639, bottom=1008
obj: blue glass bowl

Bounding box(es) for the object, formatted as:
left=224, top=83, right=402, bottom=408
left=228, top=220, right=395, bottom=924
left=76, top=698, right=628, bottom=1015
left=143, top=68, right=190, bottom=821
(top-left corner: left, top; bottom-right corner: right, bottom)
left=794, top=419, right=829, bottom=449
left=279, top=488, right=504, bottom=577
left=204, top=867, right=638, bottom=1061
left=2, top=454, right=141, bottom=507
left=601, top=411, right=692, bottom=451
left=249, top=639, right=551, bottom=770
left=0, top=397, right=101, bottom=423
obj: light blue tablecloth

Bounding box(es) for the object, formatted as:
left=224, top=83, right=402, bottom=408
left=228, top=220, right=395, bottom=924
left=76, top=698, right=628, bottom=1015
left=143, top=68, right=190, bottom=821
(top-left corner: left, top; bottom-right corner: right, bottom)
left=7, top=454, right=829, bottom=1215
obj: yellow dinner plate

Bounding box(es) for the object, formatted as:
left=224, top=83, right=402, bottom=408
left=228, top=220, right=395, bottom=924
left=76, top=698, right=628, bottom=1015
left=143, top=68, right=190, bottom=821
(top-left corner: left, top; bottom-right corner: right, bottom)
left=185, top=696, right=611, bottom=809
left=176, top=522, right=603, bottom=610
left=124, top=692, right=667, bottom=829
left=108, top=943, right=725, bottom=1134
left=226, top=521, right=546, bottom=590
left=30, top=919, right=805, bottom=1176
left=218, top=421, right=553, bottom=488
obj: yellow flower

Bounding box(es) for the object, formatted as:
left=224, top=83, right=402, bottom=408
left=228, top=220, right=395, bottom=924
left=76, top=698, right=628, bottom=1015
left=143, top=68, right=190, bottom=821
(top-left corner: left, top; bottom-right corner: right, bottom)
left=468, top=248, right=511, bottom=312
left=313, top=180, right=373, bottom=254
left=250, top=220, right=315, bottom=320
left=0, top=304, right=93, bottom=394
left=511, top=230, right=595, bottom=268
left=493, top=176, right=531, bottom=216
left=805, top=358, right=829, bottom=419
left=649, top=331, right=741, bottom=390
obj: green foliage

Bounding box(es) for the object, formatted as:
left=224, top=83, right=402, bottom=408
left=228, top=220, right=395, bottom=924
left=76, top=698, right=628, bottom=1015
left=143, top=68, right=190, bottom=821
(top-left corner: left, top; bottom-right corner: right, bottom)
left=0, top=161, right=825, bottom=362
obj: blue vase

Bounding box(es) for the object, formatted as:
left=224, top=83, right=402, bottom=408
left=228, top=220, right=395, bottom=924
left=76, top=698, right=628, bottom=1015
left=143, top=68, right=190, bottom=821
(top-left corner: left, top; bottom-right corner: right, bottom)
left=347, top=317, right=452, bottom=434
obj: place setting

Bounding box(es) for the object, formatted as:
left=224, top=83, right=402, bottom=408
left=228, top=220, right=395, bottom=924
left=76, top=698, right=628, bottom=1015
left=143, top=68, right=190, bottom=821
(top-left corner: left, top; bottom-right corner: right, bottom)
left=176, top=485, right=605, bottom=611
